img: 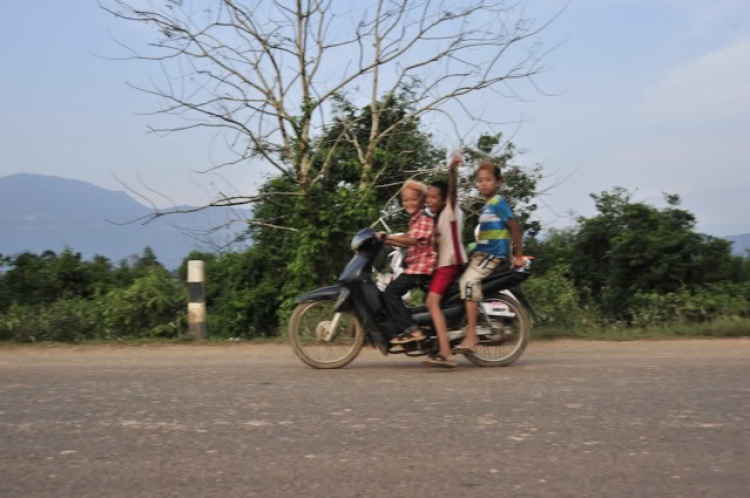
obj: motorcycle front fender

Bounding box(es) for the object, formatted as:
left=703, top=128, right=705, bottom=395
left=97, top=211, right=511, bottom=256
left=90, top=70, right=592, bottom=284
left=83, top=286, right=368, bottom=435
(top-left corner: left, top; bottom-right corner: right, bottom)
left=295, top=285, right=342, bottom=304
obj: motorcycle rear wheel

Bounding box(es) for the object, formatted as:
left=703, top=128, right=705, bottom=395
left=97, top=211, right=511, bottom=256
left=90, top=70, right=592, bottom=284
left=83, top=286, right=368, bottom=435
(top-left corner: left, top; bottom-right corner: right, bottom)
left=464, top=293, right=530, bottom=367
left=289, top=300, right=365, bottom=369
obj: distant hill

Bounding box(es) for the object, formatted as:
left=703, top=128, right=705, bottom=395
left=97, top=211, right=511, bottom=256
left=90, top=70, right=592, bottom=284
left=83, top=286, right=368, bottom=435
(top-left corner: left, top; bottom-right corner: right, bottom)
left=725, top=233, right=750, bottom=257
left=0, top=174, right=250, bottom=269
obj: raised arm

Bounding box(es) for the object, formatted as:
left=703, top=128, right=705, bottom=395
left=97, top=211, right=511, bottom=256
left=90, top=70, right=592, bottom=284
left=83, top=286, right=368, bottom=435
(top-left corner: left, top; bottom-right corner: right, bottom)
left=448, top=151, right=461, bottom=209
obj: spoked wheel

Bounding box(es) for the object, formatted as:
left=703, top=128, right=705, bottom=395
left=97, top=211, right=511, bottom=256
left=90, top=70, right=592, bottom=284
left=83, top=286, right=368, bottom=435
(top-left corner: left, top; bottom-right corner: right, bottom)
left=289, top=300, right=365, bottom=369
left=464, top=293, right=530, bottom=367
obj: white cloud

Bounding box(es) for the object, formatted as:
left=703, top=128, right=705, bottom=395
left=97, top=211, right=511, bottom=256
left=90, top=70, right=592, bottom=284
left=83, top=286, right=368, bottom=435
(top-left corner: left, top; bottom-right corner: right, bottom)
left=664, top=0, right=749, bottom=37
left=642, top=38, right=750, bottom=121
left=529, top=37, right=750, bottom=234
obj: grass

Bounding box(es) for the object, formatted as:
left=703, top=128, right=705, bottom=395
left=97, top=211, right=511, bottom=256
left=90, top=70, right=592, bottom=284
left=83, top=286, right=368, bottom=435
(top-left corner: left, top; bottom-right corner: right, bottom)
left=3, top=317, right=749, bottom=347
left=0, top=335, right=289, bottom=348
left=532, top=317, right=750, bottom=340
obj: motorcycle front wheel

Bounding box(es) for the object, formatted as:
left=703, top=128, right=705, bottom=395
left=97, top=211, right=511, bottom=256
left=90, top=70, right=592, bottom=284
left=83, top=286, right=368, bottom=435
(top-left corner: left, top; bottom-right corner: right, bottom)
left=464, top=293, right=531, bottom=367
left=289, top=300, right=365, bottom=369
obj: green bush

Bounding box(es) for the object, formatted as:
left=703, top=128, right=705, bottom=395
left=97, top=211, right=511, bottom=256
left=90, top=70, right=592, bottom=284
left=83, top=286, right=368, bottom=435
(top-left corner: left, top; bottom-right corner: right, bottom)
left=525, top=265, right=750, bottom=339
left=629, top=283, right=750, bottom=327
left=525, top=264, right=601, bottom=330
left=101, top=266, right=186, bottom=338
left=0, top=304, right=38, bottom=342
left=39, top=298, right=101, bottom=341
left=0, top=299, right=101, bottom=342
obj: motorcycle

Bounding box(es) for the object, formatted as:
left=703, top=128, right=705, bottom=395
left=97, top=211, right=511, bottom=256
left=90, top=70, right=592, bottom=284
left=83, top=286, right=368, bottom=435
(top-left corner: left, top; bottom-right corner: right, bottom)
left=289, top=217, right=537, bottom=369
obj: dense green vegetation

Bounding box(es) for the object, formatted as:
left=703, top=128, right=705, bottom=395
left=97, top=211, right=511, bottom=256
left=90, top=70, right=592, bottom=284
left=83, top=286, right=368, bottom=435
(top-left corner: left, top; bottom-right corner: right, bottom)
left=2, top=189, right=749, bottom=342
left=2, top=97, right=749, bottom=342
left=525, top=189, right=750, bottom=338
left=0, top=248, right=185, bottom=342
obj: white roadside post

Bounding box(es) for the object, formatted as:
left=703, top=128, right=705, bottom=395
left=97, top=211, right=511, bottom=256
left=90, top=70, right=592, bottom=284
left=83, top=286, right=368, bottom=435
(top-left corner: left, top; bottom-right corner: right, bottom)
left=187, top=260, right=206, bottom=340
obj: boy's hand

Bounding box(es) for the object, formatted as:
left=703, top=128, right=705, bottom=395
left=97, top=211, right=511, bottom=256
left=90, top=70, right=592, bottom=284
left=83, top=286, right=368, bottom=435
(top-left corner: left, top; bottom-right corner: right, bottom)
left=511, top=255, right=526, bottom=269
left=449, top=150, right=462, bottom=169
left=376, top=231, right=387, bottom=241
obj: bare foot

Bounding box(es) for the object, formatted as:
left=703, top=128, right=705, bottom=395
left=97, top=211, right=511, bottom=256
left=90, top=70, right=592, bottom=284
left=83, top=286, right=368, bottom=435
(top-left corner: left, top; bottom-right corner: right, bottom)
left=454, top=338, right=478, bottom=352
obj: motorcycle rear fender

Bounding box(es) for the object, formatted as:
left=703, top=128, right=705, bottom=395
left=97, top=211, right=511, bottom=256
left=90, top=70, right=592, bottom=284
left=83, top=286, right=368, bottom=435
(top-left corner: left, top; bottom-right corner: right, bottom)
left=511, top=286, right=543, bottom=320
left=481, top=271, right=529, bottom=297
left=441, top=270, right=529, bottom=307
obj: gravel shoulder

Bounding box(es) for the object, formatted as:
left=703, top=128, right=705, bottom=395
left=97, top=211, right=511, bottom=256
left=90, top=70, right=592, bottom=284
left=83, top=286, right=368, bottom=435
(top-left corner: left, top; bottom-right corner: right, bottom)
left=1, top=337, right=748, bottom=366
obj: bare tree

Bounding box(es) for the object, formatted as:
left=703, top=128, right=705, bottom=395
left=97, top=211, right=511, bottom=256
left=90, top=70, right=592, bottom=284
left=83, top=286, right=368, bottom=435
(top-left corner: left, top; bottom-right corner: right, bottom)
left=102, top=0, right=558, bottom=222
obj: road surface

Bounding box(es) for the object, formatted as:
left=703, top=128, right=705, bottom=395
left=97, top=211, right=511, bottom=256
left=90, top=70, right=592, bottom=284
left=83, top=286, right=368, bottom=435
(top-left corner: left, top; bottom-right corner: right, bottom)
left=1, top=339, right=749, bottom=498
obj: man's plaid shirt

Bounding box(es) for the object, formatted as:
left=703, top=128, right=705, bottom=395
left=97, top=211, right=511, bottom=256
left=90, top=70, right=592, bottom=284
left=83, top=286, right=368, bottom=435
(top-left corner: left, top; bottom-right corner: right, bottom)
left=403, top=210, right=437, bottom=275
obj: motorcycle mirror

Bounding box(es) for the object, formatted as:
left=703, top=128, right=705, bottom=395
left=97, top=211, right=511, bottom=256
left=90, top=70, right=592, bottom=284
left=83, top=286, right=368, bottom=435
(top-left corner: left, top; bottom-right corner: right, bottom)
left=378, top=217, right=392, bottom=233
left=369, top=207, right=404, bottom=231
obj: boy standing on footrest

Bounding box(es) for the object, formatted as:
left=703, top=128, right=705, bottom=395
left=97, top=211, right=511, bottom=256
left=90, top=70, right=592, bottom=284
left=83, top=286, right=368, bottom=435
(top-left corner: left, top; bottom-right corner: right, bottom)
left=455, top=161, right=525, bottom=354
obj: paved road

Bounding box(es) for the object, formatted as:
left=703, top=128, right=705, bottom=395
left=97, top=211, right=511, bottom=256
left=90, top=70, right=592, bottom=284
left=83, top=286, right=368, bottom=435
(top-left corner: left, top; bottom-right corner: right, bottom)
left=1, top=339, right=749, bottom=498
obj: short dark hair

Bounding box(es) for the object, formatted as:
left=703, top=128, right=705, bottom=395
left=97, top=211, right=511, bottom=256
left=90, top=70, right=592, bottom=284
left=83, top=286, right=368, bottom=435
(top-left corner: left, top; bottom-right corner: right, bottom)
left=477, top=161, right=502, bottom=180
left=430, top=179, right=448, bottom=200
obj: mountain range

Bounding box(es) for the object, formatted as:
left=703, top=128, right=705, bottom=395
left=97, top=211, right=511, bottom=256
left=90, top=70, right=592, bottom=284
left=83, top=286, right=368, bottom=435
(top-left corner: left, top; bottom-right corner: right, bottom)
left=0, top=174, right=250, bottom=269
left=726, top=233, right=750, bottom=257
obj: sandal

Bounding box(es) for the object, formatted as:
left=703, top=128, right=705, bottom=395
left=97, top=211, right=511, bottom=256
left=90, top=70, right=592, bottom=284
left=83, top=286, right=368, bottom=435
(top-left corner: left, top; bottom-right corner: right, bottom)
left=391, top=330, right=426, bottom=345
left=452, top=345, right=476, bottom=354
left=422, top=354, right=457, bottom=368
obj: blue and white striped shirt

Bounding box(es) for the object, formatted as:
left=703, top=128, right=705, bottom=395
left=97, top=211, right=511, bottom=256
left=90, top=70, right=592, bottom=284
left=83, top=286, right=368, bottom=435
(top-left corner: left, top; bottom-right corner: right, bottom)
left=475, top=194, right=515, bottom=258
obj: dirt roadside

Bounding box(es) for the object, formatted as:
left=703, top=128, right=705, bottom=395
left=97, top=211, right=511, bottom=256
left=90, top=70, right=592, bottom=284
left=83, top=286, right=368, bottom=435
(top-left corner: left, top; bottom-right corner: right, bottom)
left=1, top=337, right=748, bottom=367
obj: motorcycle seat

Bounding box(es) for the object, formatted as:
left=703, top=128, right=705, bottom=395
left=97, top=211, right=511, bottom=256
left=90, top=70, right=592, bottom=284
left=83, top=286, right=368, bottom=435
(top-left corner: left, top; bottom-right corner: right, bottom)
left=408, top=264, right=518, bottom=314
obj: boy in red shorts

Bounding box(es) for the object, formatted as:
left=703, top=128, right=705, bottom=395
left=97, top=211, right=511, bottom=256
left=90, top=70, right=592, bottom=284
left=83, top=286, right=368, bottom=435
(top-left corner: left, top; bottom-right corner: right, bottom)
left=422, top=152, right=466, bottom=367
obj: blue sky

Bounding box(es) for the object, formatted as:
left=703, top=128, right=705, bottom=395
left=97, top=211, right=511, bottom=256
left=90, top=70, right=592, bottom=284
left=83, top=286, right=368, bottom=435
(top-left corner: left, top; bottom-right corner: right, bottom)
left=2, top=1, right=749, bottom=236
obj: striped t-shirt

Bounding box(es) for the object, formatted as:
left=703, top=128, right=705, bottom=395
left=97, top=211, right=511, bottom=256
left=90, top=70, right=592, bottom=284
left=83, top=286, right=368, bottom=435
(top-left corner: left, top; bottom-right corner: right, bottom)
left=475, top=194, right=515, bottom=258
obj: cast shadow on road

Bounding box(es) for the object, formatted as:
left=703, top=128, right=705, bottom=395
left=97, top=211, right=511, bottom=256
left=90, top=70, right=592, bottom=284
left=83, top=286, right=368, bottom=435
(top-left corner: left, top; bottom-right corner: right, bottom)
left=301, top=355, right=576, bottom=374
